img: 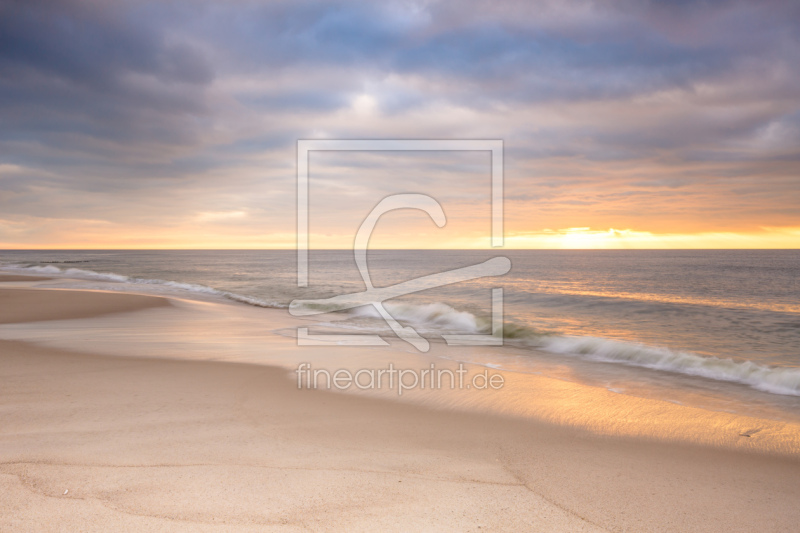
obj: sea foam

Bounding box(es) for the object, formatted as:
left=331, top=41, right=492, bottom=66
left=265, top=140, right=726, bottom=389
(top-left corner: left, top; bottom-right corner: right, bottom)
left=5, top=262, right=800, bottom=397
left=2, top=264, right=284, bottom=309
left=538, top=335, right=800, bottom=396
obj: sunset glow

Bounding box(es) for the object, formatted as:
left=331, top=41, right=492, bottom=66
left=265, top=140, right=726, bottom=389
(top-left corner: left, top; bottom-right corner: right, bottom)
left=1, top=1, right=798, bottom=249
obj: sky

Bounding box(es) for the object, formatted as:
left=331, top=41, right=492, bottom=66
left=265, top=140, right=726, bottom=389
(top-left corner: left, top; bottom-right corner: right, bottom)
left=1, top=0, right=799, bottom=249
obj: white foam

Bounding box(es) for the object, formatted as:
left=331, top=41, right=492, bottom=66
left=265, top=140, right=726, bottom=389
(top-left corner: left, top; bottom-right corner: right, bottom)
left=539, top=335, right=800, bottom=396
left=6, top=262, right=800, bottom=398
left=349, top=301, right=483, bottom=333
left=1, top=264, right=285, bottom=309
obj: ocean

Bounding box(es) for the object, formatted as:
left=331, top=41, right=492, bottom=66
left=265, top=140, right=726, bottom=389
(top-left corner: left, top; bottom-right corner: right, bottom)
left=2, top=249, right=799, bottom=420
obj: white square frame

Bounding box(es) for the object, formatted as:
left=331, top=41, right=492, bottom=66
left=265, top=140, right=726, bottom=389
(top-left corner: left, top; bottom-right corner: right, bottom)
left=296, top=139, right=504, bottom=287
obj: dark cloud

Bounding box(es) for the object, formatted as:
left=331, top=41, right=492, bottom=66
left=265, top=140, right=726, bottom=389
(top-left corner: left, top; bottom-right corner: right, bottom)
left=0, top=0, right=215, bottom=161
left=3, top=0, right=799, bottom=154
left=0, top=0, right=212, bottom=86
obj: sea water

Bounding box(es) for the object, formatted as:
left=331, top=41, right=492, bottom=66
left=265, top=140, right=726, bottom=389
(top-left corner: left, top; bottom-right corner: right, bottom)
left=2, top=249, right=799, bottom=420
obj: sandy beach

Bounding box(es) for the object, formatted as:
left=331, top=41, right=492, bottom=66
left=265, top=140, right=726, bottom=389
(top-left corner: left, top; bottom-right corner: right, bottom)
left=4, top=0, right=800, bottom=529
left=1, top=279, right=800, bottom=532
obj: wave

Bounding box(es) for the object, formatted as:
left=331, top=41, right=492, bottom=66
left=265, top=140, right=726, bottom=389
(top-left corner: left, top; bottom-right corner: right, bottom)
left=289, top=299, right=488, bottom=335
left=5, top=263, right=800, bottom=397
left=537, top=335, right=800, bottom=397
left=352, top=301, right=485, bottom=333
left=310, top=298, right=800, bottom=397
left=255, top=292, right=800, bottom=397
left=1, top=264, right=285, bottom=309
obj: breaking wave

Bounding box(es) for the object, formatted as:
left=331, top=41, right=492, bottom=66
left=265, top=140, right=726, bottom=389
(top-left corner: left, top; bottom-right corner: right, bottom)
left=538, top=336, right=800, bottom=397
left=1, top=264, right=285, bottom=309
left=5, top=262, right=800, bottom=397
left=351, top=301, right=485, bottom=333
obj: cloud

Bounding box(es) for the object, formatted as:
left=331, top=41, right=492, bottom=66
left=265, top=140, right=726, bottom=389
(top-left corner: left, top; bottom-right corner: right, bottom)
left=0, top=0, right=798, bottom=247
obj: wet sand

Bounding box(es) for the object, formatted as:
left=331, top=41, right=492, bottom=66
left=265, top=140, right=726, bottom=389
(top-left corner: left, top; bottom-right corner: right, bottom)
left=1, top=283, right=799, bottom=531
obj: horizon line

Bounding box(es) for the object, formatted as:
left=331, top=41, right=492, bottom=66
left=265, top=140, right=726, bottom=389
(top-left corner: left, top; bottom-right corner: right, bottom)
left=2, top=248, right=799, bottom=252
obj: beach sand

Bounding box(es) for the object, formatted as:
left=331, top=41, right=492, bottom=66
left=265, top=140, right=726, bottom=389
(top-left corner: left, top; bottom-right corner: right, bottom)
left=1, top=282, right=799, bottom=531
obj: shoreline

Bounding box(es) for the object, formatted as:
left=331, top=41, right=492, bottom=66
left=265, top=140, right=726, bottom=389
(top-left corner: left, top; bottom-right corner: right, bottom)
left=2, top=279, right=800, bottom=530
left=2, top=279, right=799, bottom=457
